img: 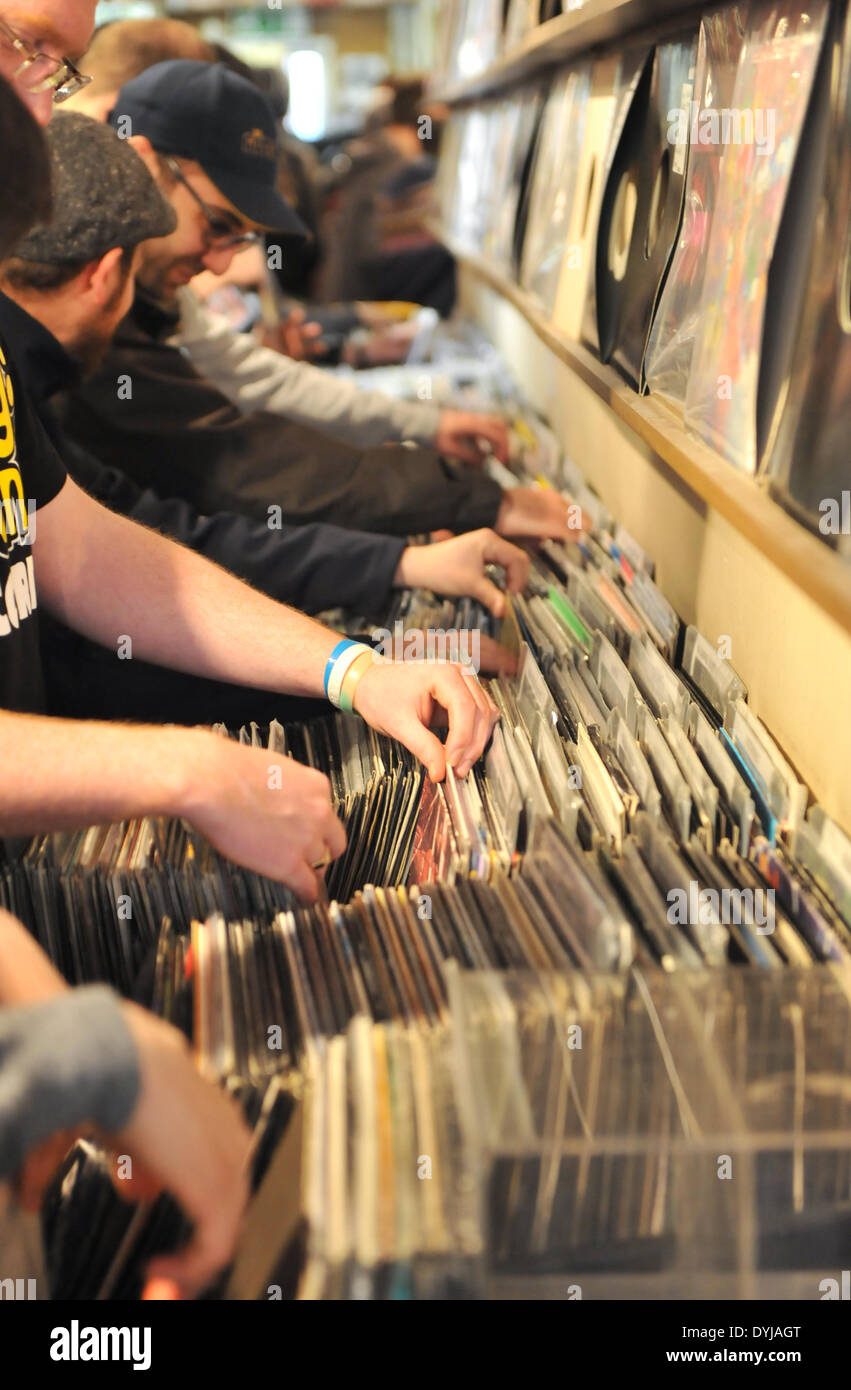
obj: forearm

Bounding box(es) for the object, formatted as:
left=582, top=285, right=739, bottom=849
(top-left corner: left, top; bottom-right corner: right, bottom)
left=0, top=710, right=206, bottom=837
left=0, top=912, right=67, bottom=1006
left=36, top=483, right=342, bottom=699
left=83, top=522, right=338, bottom=695
left=176, top=289, right=440, bottom=446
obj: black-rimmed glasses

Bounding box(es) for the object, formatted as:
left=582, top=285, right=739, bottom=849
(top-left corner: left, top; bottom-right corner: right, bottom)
left=165, top=158, right=259, bottom=251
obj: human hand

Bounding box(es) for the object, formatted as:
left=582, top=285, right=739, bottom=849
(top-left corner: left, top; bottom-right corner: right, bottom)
left=345, top=321, right=419, bottom=367
left=16, top=1128, right=87, bottom=1211
left=278, top=306, right=325, bottom=361
left=393, top=529, right=529, bottom=617
left=104, top=1001, right=253, bottom=1298
left=435, top=410, right=510, bottom=465
left=13, top=1009, right=252, bottom=1299
left=0, top=909, right=68, bottom=1006
left=495, top=486, right=589, bottom=540
left=181, top=735, right=346, bottom=901
left=0, top=911, right=83, bottom=1213
left=353, top=659, right=498, bottom=782
left=0, top=909, right=250, bottom=1296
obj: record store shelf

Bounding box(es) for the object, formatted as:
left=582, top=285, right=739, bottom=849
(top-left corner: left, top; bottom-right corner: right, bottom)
left=448, top=239, right=851, bottom=636
left=434, top=0, right=705, bottom=104
left=441, top=241, right=851, bottom=837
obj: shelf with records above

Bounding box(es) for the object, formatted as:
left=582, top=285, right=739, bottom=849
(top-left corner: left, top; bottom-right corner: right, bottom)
left=432, top=0, right=705, bottom=104
left=436, top=0, right=851, bottom=579
left=433, top=0, right=851, bottom=835
left=438, top=241, right=851, bottom=639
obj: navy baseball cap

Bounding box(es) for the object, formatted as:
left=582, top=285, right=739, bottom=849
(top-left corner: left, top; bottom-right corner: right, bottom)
left=110, top=60, right=308, bottom=238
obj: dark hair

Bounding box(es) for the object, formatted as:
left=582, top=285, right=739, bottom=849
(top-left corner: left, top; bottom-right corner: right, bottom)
left=0, top=78, right=52, bottom=260
left=210, top=43, right=254, bottom=84
left=212, top=45, right=288, bottom=122
left=2, top=245, right=135, bottom=293
left=386, top=77, right=426, bottom=129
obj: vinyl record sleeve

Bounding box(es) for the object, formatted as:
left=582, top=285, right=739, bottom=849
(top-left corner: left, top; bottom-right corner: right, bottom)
left=552, top=53, right=621, bottom=340
left=644, top=6, right=746, bottom=407
left=382, top=888, right=437, bottom=1024
left=225, top=1100, right=305, bottom=1300
left=581, top=45, right=652, bottom=354
left=684, top=0, right=829, bottom=471
left=765, top=0, right=851, bottom=548
left=503, top=0, right=539, bottom=48
left=450, top=105, right=499, bottom=253
left=409, top=777, right=460, bottom=886
left=520, top=65, right=592, bottom=310
left=482, top=89, right=541, bottom=274
left=598, top=31, right=699, bottom=388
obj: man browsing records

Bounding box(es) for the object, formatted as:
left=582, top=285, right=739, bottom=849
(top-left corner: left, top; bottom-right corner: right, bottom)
left=0, top=1, right=497, bottom=903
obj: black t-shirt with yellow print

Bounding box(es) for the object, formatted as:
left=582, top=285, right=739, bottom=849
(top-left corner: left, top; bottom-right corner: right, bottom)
left=0, top=334, right=66, bottom=714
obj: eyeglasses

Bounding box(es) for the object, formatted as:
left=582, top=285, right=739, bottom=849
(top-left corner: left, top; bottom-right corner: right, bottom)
left=0, top=17, right=92, bottom=104
left=165, top=158, right=259, bottom=251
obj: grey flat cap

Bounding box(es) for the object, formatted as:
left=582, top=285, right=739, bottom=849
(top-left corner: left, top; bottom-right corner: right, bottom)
left=14, top=110, right=176, bottom=266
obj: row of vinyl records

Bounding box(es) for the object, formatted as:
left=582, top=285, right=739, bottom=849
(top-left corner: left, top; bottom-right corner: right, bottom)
left=8, top=423, right=851, bottom=1296
left=436, top=0, right=851, bottom=554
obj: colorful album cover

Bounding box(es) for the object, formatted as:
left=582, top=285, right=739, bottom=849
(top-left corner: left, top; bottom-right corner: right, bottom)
left=643, top=7, right=743, bottom=406
left=684, top=0, right=828, bottom=473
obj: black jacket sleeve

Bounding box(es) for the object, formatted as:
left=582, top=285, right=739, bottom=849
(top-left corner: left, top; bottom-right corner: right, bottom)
left=65, top=438, right=406, bottom=615
left=53, top=318, right=503, bottom=536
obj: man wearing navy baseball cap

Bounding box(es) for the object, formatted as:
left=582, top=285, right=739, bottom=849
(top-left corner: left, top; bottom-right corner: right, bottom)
left=111, top=58, right=307, bottom=299
left=56, top=57, right=574, bottom=542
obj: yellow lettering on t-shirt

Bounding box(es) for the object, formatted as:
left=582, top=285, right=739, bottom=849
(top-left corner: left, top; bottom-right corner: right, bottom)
left=0, top=466, right=25, bottom=543
left=0, top=358, right=15, bottom=462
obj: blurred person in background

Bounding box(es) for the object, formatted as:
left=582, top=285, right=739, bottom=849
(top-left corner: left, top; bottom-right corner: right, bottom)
left=184, top=47, right=438, bottom=368
left=63, top=14, right=215, bottom=121
left=240, top=54, right=322, bottom=301
left=316, top=76, right=455, bottom=314
left=0, top=10, right=501, bottom=871
left=68, top=21, right=508, bottom=450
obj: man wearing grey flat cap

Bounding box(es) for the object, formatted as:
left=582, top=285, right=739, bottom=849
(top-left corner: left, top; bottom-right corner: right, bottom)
left=6, top=110, right=176, bottom=373
left=0, top=112, right=527, bottom=725
left=0, top=68, right=501, bottom=891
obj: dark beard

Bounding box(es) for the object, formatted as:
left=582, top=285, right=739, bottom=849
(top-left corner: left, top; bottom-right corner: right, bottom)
left=136, top=268, right=178, bottom=307
left=137, top=261, right=205, bottom=306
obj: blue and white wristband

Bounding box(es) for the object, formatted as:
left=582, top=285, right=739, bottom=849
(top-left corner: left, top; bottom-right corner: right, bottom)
left=324, top=639, right=374, bottom=710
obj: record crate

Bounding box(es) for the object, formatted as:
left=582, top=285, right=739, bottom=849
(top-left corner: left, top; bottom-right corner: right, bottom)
left=448, top=964, right=851, bottom=1298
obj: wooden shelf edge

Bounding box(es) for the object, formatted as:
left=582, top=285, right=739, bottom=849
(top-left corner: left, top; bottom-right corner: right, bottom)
left=448, top=242, right=851, bottom=638
left=434, top=0, right=704, bottom=104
